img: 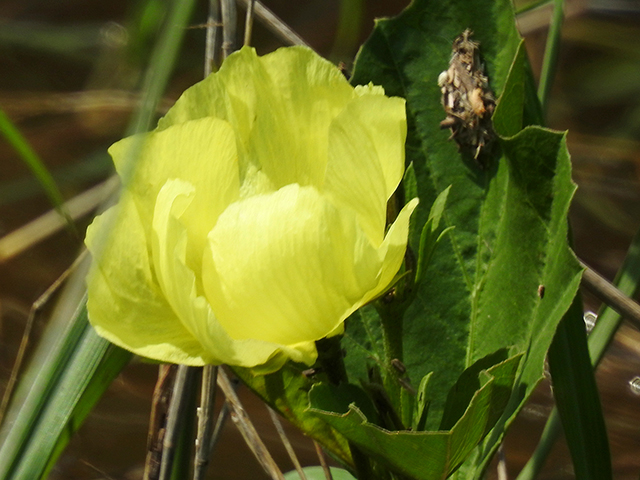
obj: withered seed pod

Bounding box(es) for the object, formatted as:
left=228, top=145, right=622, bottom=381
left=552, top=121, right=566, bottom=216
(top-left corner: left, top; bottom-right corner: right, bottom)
left=438, top=29, right=496, bottom=165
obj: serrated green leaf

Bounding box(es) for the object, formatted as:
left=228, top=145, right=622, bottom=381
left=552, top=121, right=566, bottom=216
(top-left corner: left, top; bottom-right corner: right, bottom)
left=492, top=41, right=526, bottom=137
left=233, top=364, right=352, bottom=465
left=309, top=354, right=521, bottom=480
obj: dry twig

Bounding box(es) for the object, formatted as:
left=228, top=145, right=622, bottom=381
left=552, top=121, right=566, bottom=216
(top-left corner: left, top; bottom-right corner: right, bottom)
left=217, top=369, right=285, bottom=480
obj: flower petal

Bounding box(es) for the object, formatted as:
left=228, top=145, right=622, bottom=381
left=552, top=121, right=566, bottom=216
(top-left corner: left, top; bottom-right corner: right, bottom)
left=109, top=116, right=240, bottom=273
left=158, top=46, right=355, bottom=191
left=85, top=193, right=208, bottom=365
left=361, top=197, right=420, bottom=306
left=202, top=184, right=381, bottom=347
left=324, top=94, right=407, bottom=246
left=151, top=179, right=315, bottom=367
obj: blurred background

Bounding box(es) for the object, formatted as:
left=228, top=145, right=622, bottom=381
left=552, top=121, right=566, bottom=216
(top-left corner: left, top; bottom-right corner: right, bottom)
left=1, top=0, right=640, bottom=478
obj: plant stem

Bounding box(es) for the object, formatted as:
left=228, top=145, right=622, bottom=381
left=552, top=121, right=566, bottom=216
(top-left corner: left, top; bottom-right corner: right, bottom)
left=378, top=302, right=404, bottom=366
left=315, top=336, right=373, bottom=479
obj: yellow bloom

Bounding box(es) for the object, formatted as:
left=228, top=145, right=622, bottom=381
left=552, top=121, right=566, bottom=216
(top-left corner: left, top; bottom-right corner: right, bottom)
left=85, top=46, right=418, bottom=371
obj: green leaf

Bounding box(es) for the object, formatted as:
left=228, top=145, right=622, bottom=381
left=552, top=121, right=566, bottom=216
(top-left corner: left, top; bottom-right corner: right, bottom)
left=0, top=107, right=74, bottom=229
left=492, top=41, right=526, bottom=137
left=412, top=371, right=433, bottom=431
left=309, top=354, right=521, bottom=480
left=415, top=185, right=451, bottom=285
left=348, top=0, right=582, bottom=475
left=518, top=228, right=640, bottom=479
left=547, top=295, right=612, bottom=480
left=233, top=364, right=352, bottom=466
left=0, top=300, right=131, bottom=480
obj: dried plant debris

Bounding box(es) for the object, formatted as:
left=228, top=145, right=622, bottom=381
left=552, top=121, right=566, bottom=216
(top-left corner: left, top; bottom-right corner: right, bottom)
left=438, top=29, right=496, bottom=164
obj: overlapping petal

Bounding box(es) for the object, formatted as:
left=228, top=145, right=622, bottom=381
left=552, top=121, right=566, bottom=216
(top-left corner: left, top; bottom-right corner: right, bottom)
left=158, top=47, right=356, bottom=190
left=324, top=94, right=407, bottom=246
left=201, top=184, right=380, bottom=347
left=109, top=116, right=240, bottom=274
left=85, top=193, right=207, bottom=365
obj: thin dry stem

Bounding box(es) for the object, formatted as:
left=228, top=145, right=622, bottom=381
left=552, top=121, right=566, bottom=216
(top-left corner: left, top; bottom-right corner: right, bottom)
left=204, top=0, right=220, bottom=76
left=220, top=0, right=237, bottom=59
left=243, top=0, right=256, bottom=46
left=581, top=261, right=640, bottom=331
left=217, top=369, right=285, bottom=480
left=313, top=441, right=334, bottom=480
left=158, top=365, right=199, bottom=480
left=0, top=249, right=88, bottom=426
left=0, top=177, right=117, bottom=263
left=268, top=406, right=307, bottom=480
left=193, top=366, right=218, bottom=480
left=236, top=0, right=309, bottom=47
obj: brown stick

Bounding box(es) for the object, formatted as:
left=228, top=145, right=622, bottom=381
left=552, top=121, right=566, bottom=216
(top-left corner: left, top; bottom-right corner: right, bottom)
left=580, top=261, right=640, bottom=331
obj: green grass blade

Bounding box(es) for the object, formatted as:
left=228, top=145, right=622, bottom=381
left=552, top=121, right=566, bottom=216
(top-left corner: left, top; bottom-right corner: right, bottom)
left=0, top=107, right=74, bottom=229
left=0, top=297, right=90, bottom=479
left=4, top=303, right=131, bottom=480
left=0, top=0, right=199, bottom=477
left=330, top=0, right=364, bottom=63
left=515, top=0, right=552, bottom=16
left=537, top=0, right=564, bottom=116
left=514, top=409, right=562, bottom=480
left=547, top=294, right=612, bottom=480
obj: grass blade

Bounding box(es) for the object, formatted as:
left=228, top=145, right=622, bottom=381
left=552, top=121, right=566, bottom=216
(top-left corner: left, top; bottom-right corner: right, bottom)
left=0, top=0, right=199, bottom=477
left=547, top=294, right=612, bottom=480
left=537, top=0, right=564, bottom=116
left=587, top=229, right=640, bottom=362
left=517, top=229, right=640, bottom=479
left=0, top=107, right=73, bottom=229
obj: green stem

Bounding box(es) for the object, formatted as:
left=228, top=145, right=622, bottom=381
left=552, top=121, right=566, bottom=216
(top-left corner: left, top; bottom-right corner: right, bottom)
left=315, top=337, right=373, bottom=479
left=515, top=410, right=562, bottom=480
left=378, top=302, right=404, bottom=366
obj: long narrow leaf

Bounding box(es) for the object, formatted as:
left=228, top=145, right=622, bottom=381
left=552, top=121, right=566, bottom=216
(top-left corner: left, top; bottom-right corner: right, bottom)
left=0, top=0, right=198, bottom=477
left=0, top=297, right=90, bottom=478
left=0, top=107, right=73, bottom=229
left=547, top=294, right=612, bottom=480
left=7, top=305, right=130, bottom=480
left=537, top=0, right=564, bottom=115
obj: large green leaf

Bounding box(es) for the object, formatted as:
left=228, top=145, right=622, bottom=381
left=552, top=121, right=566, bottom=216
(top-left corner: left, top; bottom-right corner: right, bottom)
left=346, top=0, right=582, bottom=475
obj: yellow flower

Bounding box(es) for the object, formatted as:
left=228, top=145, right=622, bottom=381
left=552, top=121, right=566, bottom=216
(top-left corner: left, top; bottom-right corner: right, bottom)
left=85, top=46, right=418, bottom=371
